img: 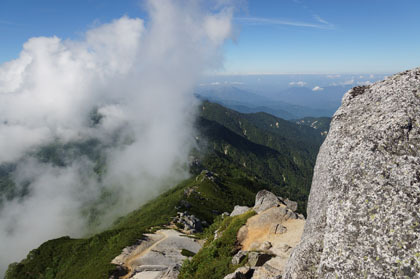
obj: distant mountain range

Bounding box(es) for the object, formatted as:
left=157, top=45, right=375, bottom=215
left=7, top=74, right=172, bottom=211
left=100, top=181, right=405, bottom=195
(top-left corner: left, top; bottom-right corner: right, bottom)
left=195, top=84, right=353, bottom=119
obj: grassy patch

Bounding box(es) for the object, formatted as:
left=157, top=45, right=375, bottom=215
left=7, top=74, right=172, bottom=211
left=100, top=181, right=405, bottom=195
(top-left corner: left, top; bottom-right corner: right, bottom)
left=179, top=211, right=255, bottom=279
left=181, top=249, right=196, bottom=257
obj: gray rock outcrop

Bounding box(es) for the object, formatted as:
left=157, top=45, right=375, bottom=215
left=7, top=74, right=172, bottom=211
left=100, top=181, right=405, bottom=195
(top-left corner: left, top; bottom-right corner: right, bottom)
left=173, top=212, right=203, bottom=233
left=253, top=190, right=284, bottom=213
left=247, top=252, right=273, bottom=267
left=231, top=205, right=251, bottom=217
left=282, top=199, right=298, bottom=212
left=284, top=68, right=420, bottom=278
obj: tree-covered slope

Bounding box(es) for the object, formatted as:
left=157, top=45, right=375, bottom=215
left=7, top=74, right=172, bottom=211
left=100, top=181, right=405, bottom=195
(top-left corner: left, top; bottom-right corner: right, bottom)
left=196, top=117, right=312, bottom=213
left=293, top=116, right=332, bottom=138
left=200, top=101, right=323, bottom=161
left=197, top=101, right=324, bottom=210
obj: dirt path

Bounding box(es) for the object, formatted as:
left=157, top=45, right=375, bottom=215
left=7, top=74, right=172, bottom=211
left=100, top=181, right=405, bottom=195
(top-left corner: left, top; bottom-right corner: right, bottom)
left=122, top=230, right=169, bottom=279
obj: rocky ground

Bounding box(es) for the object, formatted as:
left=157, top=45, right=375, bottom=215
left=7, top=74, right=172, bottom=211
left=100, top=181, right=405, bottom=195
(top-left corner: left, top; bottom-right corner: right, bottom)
left=224, top=190, right=305, bottom=279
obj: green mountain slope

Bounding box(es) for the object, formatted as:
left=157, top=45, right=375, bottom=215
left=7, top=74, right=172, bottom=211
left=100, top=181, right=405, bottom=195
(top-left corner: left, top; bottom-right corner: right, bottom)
left=5, top=101, right=324, bottom=279
left=293, top=116, right=331, bottom=138
left=196, top=117, right=313, bottom=213
left=201, top=101, right=324, bottom=154
left=197, top=101, right=324, bottom=210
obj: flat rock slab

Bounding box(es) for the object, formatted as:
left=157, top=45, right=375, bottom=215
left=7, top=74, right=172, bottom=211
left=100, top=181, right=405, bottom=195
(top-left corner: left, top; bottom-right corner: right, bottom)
left=113, top=229, right=201, bottom=279
left=112, top=233, right=164, bottom=266
left=132, top=271, right=163, bottom=279
left=133, top=230, right=201, bottom=267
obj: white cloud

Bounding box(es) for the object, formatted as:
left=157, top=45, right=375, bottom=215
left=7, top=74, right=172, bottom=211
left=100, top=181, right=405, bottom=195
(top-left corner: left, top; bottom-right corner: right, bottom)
left=312, top=86, right=324, bottom=91
left=289, top=81, right=307, bottom=87
left=357, top=80, right=373, bottom=86
left=229, top=81, right=244, bottom=85
left=329, top=79, right=355, bottom=86
left=199, top=80, right=243, bottom=86
left=0, top=0, right=235, bottom=274
left=326, top=74, right=341, bottom=79
left=236, top=16, right=334, bottom=29
left=204, top=8, right=233, bottom=45
left=343, top=79, right=355, bottom=85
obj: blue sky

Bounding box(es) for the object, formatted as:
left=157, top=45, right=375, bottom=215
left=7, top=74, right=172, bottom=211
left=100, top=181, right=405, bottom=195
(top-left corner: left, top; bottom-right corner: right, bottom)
left=1, top=0, right=419, bottom=74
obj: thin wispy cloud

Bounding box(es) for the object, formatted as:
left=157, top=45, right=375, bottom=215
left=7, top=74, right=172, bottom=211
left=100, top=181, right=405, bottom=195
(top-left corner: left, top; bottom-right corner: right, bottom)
left=290, top=81, right=307, bottom=86
left=313, top=15, right=329, bottom=25
left=0, top=19, right=24, bottom=27
left=357, top=80, right=373, bottom=86
left=289, top=0, right=335, bottom=29
left=327, top=74, right=341, bottom=79
left=236, top=16, right=334, bottom=29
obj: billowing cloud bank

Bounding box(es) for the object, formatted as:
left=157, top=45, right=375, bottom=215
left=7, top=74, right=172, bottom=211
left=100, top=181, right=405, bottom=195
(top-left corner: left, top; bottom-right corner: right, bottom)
left=0, top=0, right=234, bottom=274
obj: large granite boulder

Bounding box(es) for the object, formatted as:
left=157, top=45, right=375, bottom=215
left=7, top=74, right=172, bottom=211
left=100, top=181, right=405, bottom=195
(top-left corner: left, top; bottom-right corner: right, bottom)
left=284, top=68, right=420, bottom=278
left=253, top=190, right=283, bottom=213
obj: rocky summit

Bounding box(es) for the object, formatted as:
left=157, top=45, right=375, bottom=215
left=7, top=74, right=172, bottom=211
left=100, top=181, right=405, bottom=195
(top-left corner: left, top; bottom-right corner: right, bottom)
left=284, top=68, right=420, bottom=278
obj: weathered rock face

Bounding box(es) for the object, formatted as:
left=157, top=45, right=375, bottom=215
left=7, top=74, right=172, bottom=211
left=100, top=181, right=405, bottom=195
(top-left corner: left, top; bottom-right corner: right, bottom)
left=284, top=68, right=420, bottom=278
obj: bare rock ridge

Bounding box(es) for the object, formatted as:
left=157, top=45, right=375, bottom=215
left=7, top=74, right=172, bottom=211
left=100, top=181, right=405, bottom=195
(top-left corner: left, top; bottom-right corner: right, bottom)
left=284, top=68, right=420, bottom=278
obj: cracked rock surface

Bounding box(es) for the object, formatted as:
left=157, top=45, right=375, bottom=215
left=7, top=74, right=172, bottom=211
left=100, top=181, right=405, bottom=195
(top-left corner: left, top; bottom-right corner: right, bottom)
left=284, top=68, right=420, bottom=278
